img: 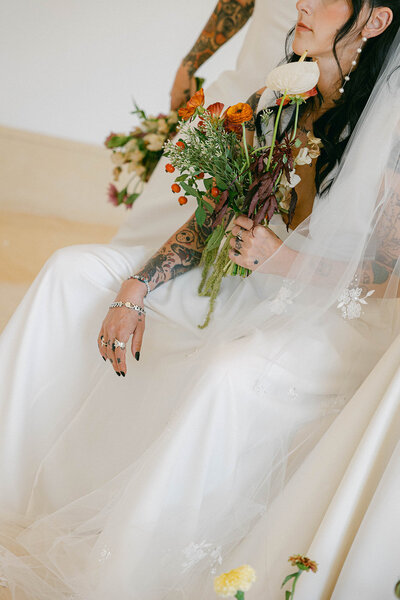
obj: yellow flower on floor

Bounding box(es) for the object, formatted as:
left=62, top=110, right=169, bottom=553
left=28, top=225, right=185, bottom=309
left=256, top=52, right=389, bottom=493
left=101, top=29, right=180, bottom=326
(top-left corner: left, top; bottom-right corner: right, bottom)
left=214, top=565, right=256, bottom=597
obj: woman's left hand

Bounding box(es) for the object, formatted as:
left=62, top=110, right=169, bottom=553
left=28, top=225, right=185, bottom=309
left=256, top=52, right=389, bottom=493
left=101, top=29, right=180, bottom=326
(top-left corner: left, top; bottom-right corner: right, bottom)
left=229, top=215, right=283, bottom=270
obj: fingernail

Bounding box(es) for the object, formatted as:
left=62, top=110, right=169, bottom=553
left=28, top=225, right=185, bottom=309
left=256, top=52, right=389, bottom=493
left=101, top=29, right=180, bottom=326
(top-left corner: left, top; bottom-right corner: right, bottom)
left=135, top=351, right=140, bottom=361
left=116, top=371, right=121, bottom=376
left=121, top=372, right=125, bottom=377
left=102, top=356, right=106, bottom=361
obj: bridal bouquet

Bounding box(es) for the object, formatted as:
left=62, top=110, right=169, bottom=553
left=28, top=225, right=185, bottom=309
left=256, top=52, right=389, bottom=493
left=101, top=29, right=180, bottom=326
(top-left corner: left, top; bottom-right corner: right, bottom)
left=164, top=54, right=321, bottom=327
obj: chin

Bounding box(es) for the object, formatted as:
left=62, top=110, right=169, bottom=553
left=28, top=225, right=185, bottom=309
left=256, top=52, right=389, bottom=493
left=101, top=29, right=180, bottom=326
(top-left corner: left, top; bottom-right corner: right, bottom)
left=292, top=35, right=315, bottom=58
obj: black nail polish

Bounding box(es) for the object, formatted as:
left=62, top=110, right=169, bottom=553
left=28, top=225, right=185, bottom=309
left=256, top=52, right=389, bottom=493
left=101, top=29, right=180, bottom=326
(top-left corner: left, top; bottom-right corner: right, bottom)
left=102, top=356, right=106, bottom=361
left=116, top=371, right=121, bottom=376
left=135, top=352, right=140, bottom=361
left=121, top=372, right=125, bottom=377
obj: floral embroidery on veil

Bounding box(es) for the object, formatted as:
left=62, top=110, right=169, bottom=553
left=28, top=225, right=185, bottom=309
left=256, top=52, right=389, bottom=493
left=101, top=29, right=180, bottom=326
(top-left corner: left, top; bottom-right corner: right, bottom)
left=337, top=284, right=375, bottom=320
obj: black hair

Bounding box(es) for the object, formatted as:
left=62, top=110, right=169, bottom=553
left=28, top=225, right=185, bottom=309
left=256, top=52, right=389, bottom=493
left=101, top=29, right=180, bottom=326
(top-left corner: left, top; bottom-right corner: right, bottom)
left=263, top=1, right=400, bottom=195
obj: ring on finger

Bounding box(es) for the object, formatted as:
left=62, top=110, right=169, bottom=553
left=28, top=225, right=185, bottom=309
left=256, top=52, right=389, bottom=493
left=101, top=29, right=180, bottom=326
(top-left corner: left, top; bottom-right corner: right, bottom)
left=101, top=339, right=108, bottom=347
left=113, top=338, right=126, bottom=350
left=235, top=237, right=242, bottom=251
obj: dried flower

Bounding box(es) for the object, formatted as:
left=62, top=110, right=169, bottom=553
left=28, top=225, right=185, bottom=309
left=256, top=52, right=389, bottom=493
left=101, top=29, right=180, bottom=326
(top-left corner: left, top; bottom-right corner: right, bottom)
left=214, top=565, right=256, bottom=598
left=295, top=147, right=312, bottom=166
left=266, top=61, right=320, bottom=96
left=288, top=555, right=318, bottom=573
left=178, top=88, right=205, bottom=120
left=157, top=118, right=169, bottom=135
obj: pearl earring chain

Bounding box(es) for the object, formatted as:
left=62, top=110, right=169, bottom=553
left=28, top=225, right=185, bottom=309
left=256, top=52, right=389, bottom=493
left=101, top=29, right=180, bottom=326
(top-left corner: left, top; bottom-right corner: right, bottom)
left=339, top=36, right=368, bottom=94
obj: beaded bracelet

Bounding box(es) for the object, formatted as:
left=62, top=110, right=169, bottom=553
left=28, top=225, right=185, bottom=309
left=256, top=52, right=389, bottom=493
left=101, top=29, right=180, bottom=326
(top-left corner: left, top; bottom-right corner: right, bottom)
left=109, top=301, right=146, bottom=316
left=127, top=275, right=151, bottom=296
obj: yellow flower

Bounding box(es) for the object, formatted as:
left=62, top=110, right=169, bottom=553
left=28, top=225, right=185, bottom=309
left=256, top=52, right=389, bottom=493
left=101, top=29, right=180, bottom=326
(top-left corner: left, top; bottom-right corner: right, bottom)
left=214, top=565, right=256, bottom=598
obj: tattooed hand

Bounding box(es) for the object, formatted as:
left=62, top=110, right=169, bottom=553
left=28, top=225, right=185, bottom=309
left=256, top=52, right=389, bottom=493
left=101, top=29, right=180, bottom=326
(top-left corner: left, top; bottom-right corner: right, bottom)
left=229, top=215, right=284, bottom=270
left=97, top=279, right=147, bottom=377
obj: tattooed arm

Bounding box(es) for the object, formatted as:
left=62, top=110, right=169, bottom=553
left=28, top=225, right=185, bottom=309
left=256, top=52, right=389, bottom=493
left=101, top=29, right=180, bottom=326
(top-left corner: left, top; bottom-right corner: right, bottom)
left=183, top=0, right=255, bottom=77
left=171, top=0, right=255, bottom=109
left=133, top=212, right=214, bottom=293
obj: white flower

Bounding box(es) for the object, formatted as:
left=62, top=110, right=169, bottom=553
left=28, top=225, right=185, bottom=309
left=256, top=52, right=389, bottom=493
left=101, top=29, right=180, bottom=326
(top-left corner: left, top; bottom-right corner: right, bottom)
left=125, top=138, right=139, bottom=152
left=167, top=111, right=179, bottom=124
left=126, top=149, right=145, bottom=163
left=157, top=119, right=169, bottom=135
left=143, top=133, right=165, bottom=151
left=295, top=147, right=312, bottom=166
left=265, top=61, right=320, bottom=95
left=133, top=164, right=146, bottom=177
left=280, top=170, right=301, bottom=189
left=111, top=151, right=125, bottom=166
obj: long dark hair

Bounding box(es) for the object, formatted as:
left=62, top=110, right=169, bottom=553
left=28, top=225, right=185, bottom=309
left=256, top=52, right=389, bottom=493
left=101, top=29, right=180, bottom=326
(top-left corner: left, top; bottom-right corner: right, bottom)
left=272, top=1, right=400, bottom=195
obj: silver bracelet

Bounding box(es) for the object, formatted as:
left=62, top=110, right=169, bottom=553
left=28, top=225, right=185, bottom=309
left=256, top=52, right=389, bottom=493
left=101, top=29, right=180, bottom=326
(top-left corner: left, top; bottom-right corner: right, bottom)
left=109, top=301, right=146, bottom=316
left=127, top=275, right=150, bottom=296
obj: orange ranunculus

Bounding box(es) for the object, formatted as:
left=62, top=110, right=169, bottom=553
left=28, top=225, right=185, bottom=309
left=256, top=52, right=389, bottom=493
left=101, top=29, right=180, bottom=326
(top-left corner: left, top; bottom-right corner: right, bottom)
left=178, top=88, right=205, bottom=120
left=225, top=103, right=253, bottom=125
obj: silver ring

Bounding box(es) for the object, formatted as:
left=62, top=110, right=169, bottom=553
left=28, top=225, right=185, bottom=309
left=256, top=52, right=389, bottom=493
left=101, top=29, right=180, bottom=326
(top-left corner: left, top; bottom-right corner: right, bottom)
left=101, top=339, right=108, bottom=347
left=113, top=338, right=126, bottom=350
left=236, top=230, right=243, bottom=242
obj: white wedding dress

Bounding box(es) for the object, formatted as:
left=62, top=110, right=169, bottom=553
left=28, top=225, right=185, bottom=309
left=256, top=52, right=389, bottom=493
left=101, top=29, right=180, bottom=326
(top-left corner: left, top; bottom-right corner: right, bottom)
left=1, top=2, right=400, bottom=598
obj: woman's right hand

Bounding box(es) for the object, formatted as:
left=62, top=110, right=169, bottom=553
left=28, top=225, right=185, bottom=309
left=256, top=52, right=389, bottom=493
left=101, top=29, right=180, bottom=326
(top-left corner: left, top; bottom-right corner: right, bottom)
left=97, top=279, right=147, bottom=377
left=170, top=63, right=197, bottom=111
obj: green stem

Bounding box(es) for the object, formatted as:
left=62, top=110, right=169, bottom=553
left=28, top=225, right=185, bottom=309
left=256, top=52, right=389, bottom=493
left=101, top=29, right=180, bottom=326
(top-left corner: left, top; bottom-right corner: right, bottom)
left=290, top=101, right=301, bottom=143
left=266, top=90, right=288, bottom=171
left=242, top=123, right=252, bottom=185
left=290, top=572, right=300, bottom=598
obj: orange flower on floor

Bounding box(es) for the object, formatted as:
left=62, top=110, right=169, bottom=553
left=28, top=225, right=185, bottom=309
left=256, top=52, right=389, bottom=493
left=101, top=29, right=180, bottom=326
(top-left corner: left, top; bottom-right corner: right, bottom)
left=288, top=555, right=318, bottom=573
left=178, top=88, right=205, bottom=120
left=276, top=86, right=318, bottom=106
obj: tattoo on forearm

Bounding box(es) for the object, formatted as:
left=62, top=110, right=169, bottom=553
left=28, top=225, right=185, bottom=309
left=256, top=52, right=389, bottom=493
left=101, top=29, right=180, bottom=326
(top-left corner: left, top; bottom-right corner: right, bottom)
left=183, top=0, right=254, bottom=76
left=245, top=89, right=263, bottom=132
left=136, top=215, right=214, bottom=290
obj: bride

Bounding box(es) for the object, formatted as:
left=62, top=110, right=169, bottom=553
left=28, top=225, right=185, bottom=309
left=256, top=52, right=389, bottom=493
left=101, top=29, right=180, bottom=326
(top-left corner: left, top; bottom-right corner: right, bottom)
left=0, top=1, right=399, bottom=598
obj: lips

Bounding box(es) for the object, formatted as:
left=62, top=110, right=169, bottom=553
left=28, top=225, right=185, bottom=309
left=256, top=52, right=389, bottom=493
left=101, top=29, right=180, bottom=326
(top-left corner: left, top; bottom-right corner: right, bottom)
left=297, top=22, right=312, bottom=32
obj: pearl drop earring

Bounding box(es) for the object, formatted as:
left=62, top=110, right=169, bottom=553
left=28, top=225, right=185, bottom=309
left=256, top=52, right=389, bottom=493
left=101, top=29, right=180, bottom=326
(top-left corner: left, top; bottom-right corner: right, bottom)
left=339, top=36, right=368, bottom=94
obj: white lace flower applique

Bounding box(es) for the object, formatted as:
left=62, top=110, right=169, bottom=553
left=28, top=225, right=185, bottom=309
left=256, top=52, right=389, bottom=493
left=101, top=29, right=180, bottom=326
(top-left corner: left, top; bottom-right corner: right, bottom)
left=181, top=540, right=223, bottom=575
left=337, top=285, right=375, bottom=320
left=268, top=285, right=295, bottom=315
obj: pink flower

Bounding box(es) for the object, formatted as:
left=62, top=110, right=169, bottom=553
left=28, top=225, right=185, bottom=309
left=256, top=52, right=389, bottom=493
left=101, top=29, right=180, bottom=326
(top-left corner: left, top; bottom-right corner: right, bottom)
left=206, top=102, right=225, bottom=118
left=107, top=183, right=120, bottom=206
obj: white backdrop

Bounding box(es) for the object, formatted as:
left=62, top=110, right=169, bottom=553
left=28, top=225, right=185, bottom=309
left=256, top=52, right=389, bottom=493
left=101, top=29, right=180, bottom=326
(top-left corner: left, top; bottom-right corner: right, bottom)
left=0, top=0, right=247, bottom=145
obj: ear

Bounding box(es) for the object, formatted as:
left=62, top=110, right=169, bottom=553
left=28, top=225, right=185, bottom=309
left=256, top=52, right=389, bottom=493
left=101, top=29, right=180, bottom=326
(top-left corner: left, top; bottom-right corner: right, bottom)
left=362, top=7, right=393, bottom=39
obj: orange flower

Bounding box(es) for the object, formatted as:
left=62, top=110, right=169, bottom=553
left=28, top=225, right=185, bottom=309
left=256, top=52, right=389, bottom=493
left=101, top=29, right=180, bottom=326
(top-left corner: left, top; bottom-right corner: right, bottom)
left=206, top=102, right=225, bottom=118
left=165, top=164, right=175, bottom=173
left=171, top=183, right=181, bottom=193
left=178, top=196, right=188, bottom=205
left=288, top=555, right=318, bottom=573
left=225, top=103, right=253, bottom=125
left=178, top=88, right=205, bottom=120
